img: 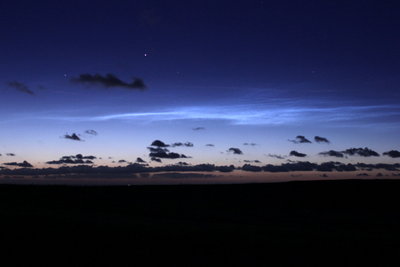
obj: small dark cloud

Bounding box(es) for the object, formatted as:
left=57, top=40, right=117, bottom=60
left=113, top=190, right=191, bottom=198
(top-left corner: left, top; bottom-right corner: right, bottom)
left=227, top=148, right=243, bottom=155
left=151, top=140, right=169, bottom=147
left=267, top=154, right=286, bottom=159
left=118, top=160, right=127, bottom=163
left=192, top=127, right=205, bottom=131
left=320, top=174, right=329, bottom=178
left=64, top=133, right=82, bottom=141
left=314, top=136, right=330, bottom=143
left=342, top=147, right=380, bottom=157
left=172, top=142, right=193, bottom=147
left=205, top=144, right=215, bottom=147
left=71, top=73, right=146, bottom=90
left=319, top=150, right=344, bottom=158
left=243, top=160, right=261, bottom=163
left=81, top=155, right=96, bottom=160
left=3, top=161, right=33, bottom=168
left=356, top=173, right=370, bottom=177
left=376, top=173, right=384, bottom=177
left=243, top=143, right=257, bottom=146
left=289, top=135, right=312, bottom=144
left=289, top=150, right=307, bottom=157
left=150, top=157, right=162, bottom=163
left=8, top=81, right=34, bottom=95
left=136, top=157, right=146, bottom=163
left=85, top=130, right=98, bottom=136
left=6, top=153, right=16, bottom=157
left=46, top=154, right=95, bottom=165
left=383, top=150, right=400, bottom=158
left=148, top=147, right=169, bottom=154
left=149, top=151, right=188, bottom=159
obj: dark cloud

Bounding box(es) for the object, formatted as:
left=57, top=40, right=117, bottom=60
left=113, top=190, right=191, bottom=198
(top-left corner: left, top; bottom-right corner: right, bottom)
left=136, top=157, right=146, bottom=163
left=315, top=162, right=356, bottom=172
left=383, top=150, right=400, bottom=158
left=262, top=161, right=315, bottom=172
left=243, top=160, right=261, bottom=163
left=7, top=81, right=34, bottom=95
left=227, top=148, right=243, bottom=155
left=205, top=144, right=215, bottom=147
left=289, top=150, right=307, bottom=157
left=172, top=142, right=193, bottom=147
left=1, top=162, right=400, bottom=177
left=118, top=160, right=127, bottom=163
left=149, top=151, right=188, bottom=159
left=64, top=133, right=82, bottom=141
left=319, top=150, right=344, bottom=158
left=262, top=161, right=358, bottom=172
left=356, top=173, right=370, bottom=177
left=151, top=140, right=169, bottom=147
left=241, top=164, right=262, bottom=172
left=150, top=157, right=162, bottom=163
left=6, top=153, right=16, bottom=156
left=314, top=136, right=330, bottom=143
left=85, top=130, right=98, bottom=136
left=356, top=163, right=399, bottom=171
left=215, top=165, right=235, bottom=172
left=342, top=147, right=380, bottom=157
left=3, top=161, right=33, bottom=168
left=192, top=127, right=205, bottom=131
left=46, top=154, right=96, bottom=165
left=148, top=140, right=189, bottom=160
left=80, top=155, right=96, bottom=160
left=267, top=154, right=286, bottom=159
left=243, top=143, right=257, bottom=146
left=148, top=147, right=169, bottom=154
left=289, top=135, right=312, bottom=144
left=71, top=73, right=146, bottom=90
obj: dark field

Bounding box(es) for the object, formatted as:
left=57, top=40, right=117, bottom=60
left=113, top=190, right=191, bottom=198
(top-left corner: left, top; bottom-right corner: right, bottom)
left=1, top=179, right=400, bottom=266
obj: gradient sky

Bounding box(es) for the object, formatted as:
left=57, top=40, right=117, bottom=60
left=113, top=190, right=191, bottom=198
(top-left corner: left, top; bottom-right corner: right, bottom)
left=1, top=0, right=400, bottom=181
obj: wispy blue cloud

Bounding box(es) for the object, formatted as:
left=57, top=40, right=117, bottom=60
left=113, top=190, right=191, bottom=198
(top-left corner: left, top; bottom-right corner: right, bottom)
left=36, top=104, right=400, bottom=127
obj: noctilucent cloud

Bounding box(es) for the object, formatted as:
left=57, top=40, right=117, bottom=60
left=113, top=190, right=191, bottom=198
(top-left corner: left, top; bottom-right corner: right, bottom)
left=1, top=1, right=400, bottom=182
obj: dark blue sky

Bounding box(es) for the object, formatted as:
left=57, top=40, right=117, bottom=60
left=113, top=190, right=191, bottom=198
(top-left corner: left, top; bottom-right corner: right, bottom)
left=1, top=0, right=400, bottom=178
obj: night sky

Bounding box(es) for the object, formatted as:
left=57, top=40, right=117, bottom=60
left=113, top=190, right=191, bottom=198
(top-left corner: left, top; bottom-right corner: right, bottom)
left=1, top=0, right=400, bottom=183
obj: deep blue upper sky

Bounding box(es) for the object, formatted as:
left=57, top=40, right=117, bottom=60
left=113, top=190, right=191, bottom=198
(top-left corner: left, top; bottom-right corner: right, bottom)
left=1, top=0, right=399, bottom=170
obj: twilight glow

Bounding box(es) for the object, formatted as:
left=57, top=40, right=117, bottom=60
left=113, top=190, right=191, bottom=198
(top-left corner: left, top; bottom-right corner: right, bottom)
left=1, top=1, right=399, bottom=184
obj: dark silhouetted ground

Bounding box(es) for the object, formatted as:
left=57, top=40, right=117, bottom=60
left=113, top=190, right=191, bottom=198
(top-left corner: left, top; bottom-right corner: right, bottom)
left=1, top=179, right=400, bottom=266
